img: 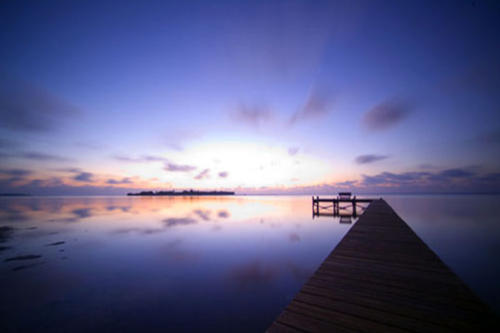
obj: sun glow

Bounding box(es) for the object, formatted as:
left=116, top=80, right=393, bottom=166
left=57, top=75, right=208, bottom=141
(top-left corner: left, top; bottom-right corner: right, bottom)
left=109, top=141, right=333, bottom=190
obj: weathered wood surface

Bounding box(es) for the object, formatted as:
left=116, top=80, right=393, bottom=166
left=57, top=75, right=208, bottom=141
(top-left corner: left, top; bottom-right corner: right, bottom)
left=268, top=199, right=498, bottom=332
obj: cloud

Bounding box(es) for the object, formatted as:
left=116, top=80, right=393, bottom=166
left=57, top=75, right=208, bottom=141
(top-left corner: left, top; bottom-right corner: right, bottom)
left=0, top=168, right=32, bottom=185
left=194, top=169, right=210, bottom=180
left=361, top=171, right=430, bottom=186
left=1, top=151, right=70, bottom=162
left=113, top=155, right=139, bottom=162
left=0, top=179, right=141, bottom=196
left=143, top=155, right=168, bottom=162
left=164, top=162, right=196, bottom=172
left=434, top=168, right=474, bottom=179
left=163, top=217, right=197, bottom=228
left=0, top=226, right=14, bottom=243
left=357, top=168, right=499, bottom=193
left=73, top=172, right=93, bottom=182
left=54, top=167, right=82, bottom=173
left=418, top=164, right=437, bottom=170
left=237, top=166, right=500, bottom=195
left=21, top=152, right=70, bottom=161
left=54, top=168, right=99, bottom=184
left=0, top=169, right=32, bottom=177
left=290, top=88, right=334, bottom=124
left=106, top=177, right=133, bottom=185
left=288, top=147, right=299, bottom=156
left=218, top=171, right=228, bottom=178
left=113, top=154, right=168, bottom=163
left=334, top=180, right=357, bottom=187
left=231, top=104, right=272, bottom=128
left=479, top=173, right=500, bottom=183
left=355, top=154, right=389, bottom=164
left=362, top=98, right=413, bottom=130
left=0, top=76, right=78, bottom=133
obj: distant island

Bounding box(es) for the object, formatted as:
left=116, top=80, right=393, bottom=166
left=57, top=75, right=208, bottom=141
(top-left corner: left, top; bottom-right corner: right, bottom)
left=127, top=190, right=235, bottom=196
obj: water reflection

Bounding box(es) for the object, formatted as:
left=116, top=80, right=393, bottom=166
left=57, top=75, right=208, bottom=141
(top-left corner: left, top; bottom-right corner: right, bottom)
left=71, top=208, right=93, bottom=219
left=230, top=261, right=275, bottom=290
left=339, top=215, right=353, bottom=224
left=0, top=196, right=351, bottom=332
left=3, top=195, right=498, bottom=330
left=217, top=210, right=230, bottom=218
left=193, top=209, right=211, bottom=221
left=385, top=195, right=500, bottom=314
left=312, top=199, right=370, bottom=224
left=288, top=232, right=300, bottom=242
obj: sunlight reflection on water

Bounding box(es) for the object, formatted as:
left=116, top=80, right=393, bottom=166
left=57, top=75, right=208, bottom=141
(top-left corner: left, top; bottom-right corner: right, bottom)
left=0, top=196, right=351, bottom=332
left=1, top=195, right=499, bottom=332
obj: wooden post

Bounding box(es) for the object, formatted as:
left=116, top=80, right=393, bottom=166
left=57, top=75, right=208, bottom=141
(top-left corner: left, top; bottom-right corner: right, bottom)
left=312, top=196, right=314, bottom=217
left=352, top=196, right=357, bottom=217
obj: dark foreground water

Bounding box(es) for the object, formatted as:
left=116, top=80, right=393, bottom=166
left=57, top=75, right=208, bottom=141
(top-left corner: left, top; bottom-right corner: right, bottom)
left=0, top=195, right=499, bottom=332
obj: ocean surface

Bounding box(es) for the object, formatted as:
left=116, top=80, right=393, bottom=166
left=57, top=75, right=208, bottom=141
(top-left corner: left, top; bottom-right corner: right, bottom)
left=0, top=195, right=499, bottom=332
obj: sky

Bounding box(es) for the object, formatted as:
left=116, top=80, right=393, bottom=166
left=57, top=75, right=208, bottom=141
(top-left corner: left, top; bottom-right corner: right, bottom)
left=0, top=0, right=500, bottom=195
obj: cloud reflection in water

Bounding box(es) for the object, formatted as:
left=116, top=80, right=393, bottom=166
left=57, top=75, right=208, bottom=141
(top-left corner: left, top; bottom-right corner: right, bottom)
left=0, top=195, right=355, bottom=332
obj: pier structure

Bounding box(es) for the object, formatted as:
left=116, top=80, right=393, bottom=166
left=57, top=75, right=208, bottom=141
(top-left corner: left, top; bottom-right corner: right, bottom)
left=269, top=198, right=497, bottom=332
left=312, top=193, right=373, bottom=219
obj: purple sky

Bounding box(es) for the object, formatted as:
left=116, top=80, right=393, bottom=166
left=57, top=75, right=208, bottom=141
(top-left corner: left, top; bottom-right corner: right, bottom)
left=1, top=0, right=500, bottom=195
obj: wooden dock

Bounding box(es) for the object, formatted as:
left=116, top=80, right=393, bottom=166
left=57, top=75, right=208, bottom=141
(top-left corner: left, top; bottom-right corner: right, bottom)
left=312, top=195, right=372, bottom=218
left=268, top=199, right=497, bottom=332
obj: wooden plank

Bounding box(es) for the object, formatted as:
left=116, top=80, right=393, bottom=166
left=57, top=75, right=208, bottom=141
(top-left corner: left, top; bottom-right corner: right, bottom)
left=273, top=310, right=355, bottom=333
left=299, top=284, right=469, bottom=330
left=268, top=199, right=498, bottom=332
left=306, top=274, right=486, bottom=314
left=301, top=279, right=482, bottom=329
left=267, top=322, right=304, bottom=333
left=292, top=291, right=450, bottom=333
left=286, top=301, right=407, bottom=333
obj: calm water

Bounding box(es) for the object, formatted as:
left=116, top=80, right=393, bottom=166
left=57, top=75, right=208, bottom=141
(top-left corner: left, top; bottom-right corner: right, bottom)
left=0, top=195, right=499, bottom=332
